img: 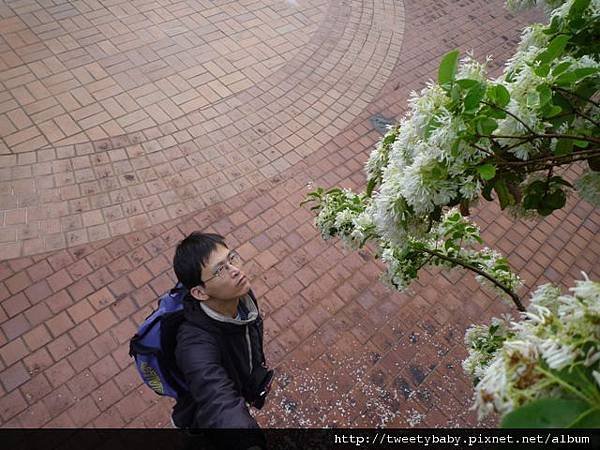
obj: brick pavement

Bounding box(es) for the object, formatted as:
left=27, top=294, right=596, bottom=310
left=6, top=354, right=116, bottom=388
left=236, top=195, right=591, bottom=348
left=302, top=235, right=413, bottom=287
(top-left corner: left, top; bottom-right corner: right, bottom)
left=1, top=0, right=599, bottom=429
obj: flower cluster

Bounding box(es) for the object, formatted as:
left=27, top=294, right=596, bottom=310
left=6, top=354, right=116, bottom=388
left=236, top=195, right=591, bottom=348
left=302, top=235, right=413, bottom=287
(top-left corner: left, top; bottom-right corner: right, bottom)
left=465, top=276, right=600, bottom=419
left=310, top=188, right=375, bottom=250
left=306, top=0, right=598, bottom=307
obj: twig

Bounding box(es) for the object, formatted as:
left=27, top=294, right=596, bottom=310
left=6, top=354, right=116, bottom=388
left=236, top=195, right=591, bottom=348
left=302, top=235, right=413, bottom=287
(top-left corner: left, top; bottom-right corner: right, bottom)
left=553, top=86, right=600, bottom=109
left=481, top=100, right=535, bottom=134
left=496, top=148, right=600, bottom=167
left=420, top=248, right=525, bottom=311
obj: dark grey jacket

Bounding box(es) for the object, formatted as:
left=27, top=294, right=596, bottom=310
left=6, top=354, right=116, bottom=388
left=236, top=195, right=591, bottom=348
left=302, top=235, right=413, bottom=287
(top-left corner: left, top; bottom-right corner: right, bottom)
left=171, top=291, right=267, bottom=429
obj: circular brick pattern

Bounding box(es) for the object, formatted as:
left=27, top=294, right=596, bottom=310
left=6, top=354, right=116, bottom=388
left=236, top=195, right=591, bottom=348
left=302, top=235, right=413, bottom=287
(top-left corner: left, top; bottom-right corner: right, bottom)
left=0, top=0, right=406, bottom=258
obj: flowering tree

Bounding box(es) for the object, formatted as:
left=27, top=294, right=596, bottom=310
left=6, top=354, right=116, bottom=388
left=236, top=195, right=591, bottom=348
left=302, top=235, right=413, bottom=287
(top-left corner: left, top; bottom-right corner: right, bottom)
left=465, top=276, right=600, bottom=427
left=303, top=0, right=599, bottom=426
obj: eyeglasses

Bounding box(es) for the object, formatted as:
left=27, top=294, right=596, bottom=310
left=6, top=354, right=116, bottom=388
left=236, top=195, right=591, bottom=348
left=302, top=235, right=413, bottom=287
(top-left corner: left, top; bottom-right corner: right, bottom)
left=202, top=250, right=243, bottom=283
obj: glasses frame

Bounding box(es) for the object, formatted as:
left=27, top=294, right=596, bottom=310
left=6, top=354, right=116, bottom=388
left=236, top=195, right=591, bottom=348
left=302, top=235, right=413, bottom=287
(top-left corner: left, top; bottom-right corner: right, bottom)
left=201, top=250, right=242, bottom=284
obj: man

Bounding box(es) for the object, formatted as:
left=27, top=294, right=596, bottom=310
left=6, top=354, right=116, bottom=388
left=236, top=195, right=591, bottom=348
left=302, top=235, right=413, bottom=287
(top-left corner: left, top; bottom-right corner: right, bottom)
left=171, top=232, right=273, bottom=434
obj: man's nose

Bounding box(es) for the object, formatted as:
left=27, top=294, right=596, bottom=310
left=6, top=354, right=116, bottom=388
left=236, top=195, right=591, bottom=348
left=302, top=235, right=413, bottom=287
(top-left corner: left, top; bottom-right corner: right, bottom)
left=228, top=263, right=241, bottom=276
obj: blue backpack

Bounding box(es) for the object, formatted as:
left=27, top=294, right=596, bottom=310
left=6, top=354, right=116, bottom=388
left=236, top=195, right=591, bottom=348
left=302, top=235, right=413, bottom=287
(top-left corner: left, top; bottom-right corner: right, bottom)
left=129, top=283, right=189, bottom=399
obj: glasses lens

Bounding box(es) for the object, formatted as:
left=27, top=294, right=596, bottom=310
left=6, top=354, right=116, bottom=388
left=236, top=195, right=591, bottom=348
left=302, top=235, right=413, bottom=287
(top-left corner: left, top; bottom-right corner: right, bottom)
left=230, top=251, right=241, bottom=265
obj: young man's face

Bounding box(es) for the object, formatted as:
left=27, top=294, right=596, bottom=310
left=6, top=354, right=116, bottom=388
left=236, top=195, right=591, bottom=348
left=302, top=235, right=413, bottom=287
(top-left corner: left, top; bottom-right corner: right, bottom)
left=198, top=244, right=250, bottom=300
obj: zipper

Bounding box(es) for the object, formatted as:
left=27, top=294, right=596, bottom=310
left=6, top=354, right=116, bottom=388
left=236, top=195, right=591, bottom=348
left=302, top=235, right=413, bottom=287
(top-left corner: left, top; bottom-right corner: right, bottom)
left=245, top=325, right=253, bottom=373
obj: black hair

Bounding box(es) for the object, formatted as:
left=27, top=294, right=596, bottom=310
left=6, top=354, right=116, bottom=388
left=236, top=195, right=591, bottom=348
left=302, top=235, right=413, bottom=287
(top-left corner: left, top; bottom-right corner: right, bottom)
left=173, top=232, right=227, bottom=289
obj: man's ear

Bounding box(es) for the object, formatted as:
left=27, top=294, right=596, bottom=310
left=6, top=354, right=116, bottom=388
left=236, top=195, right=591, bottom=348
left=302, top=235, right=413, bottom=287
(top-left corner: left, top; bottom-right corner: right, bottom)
left=190, top=285, right=209, bottom=301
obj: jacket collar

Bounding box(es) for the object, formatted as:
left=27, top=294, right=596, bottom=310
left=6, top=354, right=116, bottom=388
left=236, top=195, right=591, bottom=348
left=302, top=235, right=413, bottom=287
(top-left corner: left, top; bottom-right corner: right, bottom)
left=200, top=293, right=258, bottom=325
left=183, top=290, right=259, bottom=330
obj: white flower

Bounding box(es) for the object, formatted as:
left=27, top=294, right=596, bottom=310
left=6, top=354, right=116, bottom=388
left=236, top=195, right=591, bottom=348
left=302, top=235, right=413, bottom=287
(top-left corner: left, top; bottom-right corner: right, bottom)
left=539, top=339, right=578, bottom=370
left=584, top=347, right=600, bottom=367
left=575, top=171, right=600, bottom=207
left=474, top=358, right=512, bottom=418
left=593, top=371, right=600, bottom=389
left=457, top=52, right=490, bottom=82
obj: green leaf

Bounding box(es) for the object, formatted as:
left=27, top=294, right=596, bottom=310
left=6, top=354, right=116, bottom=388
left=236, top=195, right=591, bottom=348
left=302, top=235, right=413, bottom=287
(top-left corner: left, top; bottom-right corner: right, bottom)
left=554, top=139, right=574, bottom=156
left=464, top=83, right=486, bottom=111
left=534, top=64, right=551, bottom=77
left=569, top=409, right=600, bottom=428
left=523, top=194, right=541, bottom=210
left=444, top=240, right=456, bottom=251
left=482, top=181, right=495, bottom=201
left=494, top=179, right=515, bottom=209
left=501, top=398, right=589, bottom=428
left=552, top=61, right=572, bottom=77
left=535, top=35, right=571, bottom=65
left=527, top=91, right=540, bottom=108
left=555, top=67, right=598, bottom=86
left=366, top=178, right=377, bottom=197
left=493, top=85, right=510, bottom=108
left=549, top=176, right=573, bottom=188
left=544, top=189, right=567, bottom=210
left=568, top=0, right=591, bottom=20
left=456, top=79, right=479, bottom=89
left=536, top=84, right=552, bottom=107
left=423, top=116, right=442, bottom=139
left=438, top=49, right=460, bottom=87
left=544, top=105, right=563, bottom=118
left=476, top=163, right=496, bottom=181
left=476, top=117, right=498, bottom=136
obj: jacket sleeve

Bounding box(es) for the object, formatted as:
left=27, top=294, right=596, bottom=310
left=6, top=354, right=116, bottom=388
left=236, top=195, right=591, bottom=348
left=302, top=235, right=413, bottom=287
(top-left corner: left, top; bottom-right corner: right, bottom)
left=176, top=331, right=258, bottom=429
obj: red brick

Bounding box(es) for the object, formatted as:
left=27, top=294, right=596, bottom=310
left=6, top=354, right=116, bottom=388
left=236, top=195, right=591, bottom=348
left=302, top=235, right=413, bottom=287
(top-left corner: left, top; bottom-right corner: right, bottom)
left=1, top=314, right=31, bottom=340
left=47, top=269, right=73, bottom=292
left=46, top=311, right=75, bottom=337
left=42, top=384, right=75, bottom=417
left=66, top=278, right=94, bottom=300
left=45, top=290, right=74, bottom=313
left=66, top=299, right=95, bottom=323
left=68, top=320, right=98, bottom=345
left=114, top=389, right=151, bottom=424
left=23, top=324, right=52, bottom=351
left=24, top=279, right=51, bottom=304
left=66, top=258, right=93, bottom=280
left=67, top=343, right=99, bottom=373
left=67, top=369, right=98, bottom=399
left=16, top=400, right=51, bottom=427
left=66, top=395, right=100, bottom=426
left=0, top=389, right=27, bottom=422
left=5, top=271, right=31, bottom=295
left=20, top=374, right=52, bottom=404
left=26, top=261, right=53, bottom=283
left=0, top=361, right=30, bottom=391
left=109, top=317, right=135, bottom=344
left=89, top=355, right=120, bottom=385
left=92, top=379, right=123, bottom=411
left=89, top=331, right=119, bottom=358
left=92, top=409, right=124, bottom=427
left=47, top=333, right=76, bottom=361
left=23, top=348, right=53, bottom=375
left=88, top=287, right=115, bottom=311
left=90, top=308, right=118, bottom=333
left=45, top=410, right=76, bottom=427
left=24, top=302, right=53, bottom=326
left=0, top=338, right=28, bottom=367
left=128, top=266, right=153, bottom=288
left=113, top=364, right=141, bottom=395
left=1, top=291, right=30, bottom=317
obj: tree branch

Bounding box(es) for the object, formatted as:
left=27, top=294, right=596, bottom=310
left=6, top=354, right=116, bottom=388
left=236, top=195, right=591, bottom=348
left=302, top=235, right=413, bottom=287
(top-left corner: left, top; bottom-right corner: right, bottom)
left=481, top=100, right=535, bottom=134
left=420, top=248, right=525, bottom=312
left=553, top=86, right=600, bottom=109
left=495, top=147, right=600, bottom=167
left=480, top=133, right=600, bottom=144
